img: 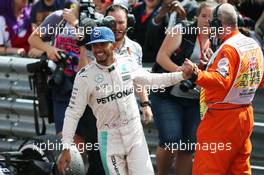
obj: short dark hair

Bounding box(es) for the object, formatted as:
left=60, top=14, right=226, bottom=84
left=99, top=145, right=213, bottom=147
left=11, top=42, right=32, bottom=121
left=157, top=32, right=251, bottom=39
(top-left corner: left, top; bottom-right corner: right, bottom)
left=105, top=4, right=128, bottom=18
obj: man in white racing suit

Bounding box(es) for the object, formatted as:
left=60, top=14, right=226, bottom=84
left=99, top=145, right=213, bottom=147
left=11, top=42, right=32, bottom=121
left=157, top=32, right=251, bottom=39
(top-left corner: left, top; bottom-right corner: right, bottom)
left=58, top=26, right=193, bottom=175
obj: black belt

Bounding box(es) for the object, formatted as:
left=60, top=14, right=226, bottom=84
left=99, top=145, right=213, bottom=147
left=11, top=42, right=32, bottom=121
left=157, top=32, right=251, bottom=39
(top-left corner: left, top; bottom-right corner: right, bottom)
left=207, top=103, right=251, bottom=111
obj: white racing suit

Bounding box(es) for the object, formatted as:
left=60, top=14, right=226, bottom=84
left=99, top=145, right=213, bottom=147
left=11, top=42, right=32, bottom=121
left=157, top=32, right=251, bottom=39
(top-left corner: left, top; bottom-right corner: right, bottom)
left=62, top=55, right=184, bottom=175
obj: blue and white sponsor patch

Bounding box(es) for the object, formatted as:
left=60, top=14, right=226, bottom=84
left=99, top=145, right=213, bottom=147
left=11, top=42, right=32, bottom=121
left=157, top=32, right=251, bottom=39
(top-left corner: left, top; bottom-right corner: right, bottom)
left=93, top=29, right=101, bottom=38
left=216, top=58, right=229, bottom=78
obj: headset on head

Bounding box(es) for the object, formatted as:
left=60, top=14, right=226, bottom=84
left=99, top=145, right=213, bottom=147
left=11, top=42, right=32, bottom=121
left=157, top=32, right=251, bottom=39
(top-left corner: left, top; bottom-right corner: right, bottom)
left=210, top=3, right=244, bottom=29
left=105, top=4, right=129, bottom=16
left=105, top=4, right=136, bottom=29
left=210, top=4, right=223, bottom=29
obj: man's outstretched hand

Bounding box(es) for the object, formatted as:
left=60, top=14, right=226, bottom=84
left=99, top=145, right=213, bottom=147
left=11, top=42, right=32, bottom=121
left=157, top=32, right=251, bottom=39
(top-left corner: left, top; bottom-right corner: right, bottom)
left=181, top=59, right=195, bottom=79
left=58, top=149, right=71, bottom=175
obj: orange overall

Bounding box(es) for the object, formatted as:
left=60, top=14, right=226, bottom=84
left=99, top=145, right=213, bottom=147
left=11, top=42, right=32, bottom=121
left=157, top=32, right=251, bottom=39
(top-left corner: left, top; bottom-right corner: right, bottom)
left=192, top=30, right=264, bottom=175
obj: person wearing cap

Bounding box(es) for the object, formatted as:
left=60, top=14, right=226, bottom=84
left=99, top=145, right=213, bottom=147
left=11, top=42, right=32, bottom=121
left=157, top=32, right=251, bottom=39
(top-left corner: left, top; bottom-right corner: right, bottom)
left=58, top=26, right=194, bottom=175
left=28, top=3, right=106, bottom=175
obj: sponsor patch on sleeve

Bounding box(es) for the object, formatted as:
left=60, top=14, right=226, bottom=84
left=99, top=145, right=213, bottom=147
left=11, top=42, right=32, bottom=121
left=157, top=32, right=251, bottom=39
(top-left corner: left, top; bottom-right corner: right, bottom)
left=216, top=58, right=229, bottom=78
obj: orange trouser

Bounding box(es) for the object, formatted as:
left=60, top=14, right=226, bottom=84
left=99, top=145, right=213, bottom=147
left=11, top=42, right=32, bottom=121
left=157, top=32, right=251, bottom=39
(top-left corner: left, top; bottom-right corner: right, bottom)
left=192, top=105, right=254, bottom=175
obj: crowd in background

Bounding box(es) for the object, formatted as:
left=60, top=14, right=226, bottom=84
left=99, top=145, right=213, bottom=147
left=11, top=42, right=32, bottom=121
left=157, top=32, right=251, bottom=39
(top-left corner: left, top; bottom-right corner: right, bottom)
left=0, top=0, right=264, bottom=175
left=0, top=0, right=263, bottom=60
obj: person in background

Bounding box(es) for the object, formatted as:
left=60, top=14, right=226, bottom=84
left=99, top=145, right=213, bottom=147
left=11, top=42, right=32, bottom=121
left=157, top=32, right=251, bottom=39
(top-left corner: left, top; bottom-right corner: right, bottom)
left=29, top=0, right=77, bottom=58
left=93, top=0, right=113, bottom=15
left=145, top=0, right=200, bottom=64
left=142, top=0, right=187, bottom=65
left=105, top=4, right=141, bottom=62
left=0, top=0, right=32, bottom=56
left=105, top=4, right=153, bottom=123
left=236, top=0, right=264, bottom=45
left=130, top=0, right=161, bottom=63
left=31, top=0, right=77, bottom=28
left=28, top=0, right=86, bottom=159
left=150, top=2, right=213, bottom=175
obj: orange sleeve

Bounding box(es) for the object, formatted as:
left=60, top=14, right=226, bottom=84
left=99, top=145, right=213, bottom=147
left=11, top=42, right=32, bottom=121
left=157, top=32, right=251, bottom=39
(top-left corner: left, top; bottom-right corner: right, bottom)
left=196, top=45, right=240, bottom=90
left=259, top=74, right=264, bottom=88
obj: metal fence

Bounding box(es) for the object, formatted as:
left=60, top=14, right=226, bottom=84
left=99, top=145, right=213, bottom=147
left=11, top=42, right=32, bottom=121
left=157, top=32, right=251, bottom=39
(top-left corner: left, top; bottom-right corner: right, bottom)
left=0, top=56, right=263, bottom=174
left=0, top=56, right=56, bottom=151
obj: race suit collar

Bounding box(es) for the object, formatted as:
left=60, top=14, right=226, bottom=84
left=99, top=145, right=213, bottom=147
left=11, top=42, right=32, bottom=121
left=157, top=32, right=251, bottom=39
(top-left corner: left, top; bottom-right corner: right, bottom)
left=95, top=57, right=117, bottom=72
left=222, top=29, right=240, bottom=42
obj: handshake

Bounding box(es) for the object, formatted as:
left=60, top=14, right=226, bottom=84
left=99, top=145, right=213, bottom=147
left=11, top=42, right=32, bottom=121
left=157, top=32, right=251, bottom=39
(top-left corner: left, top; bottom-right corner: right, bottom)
left=179, top=59, right=200, bottom=92
left=181, top=59, right=199, bottom=80
left=180, top=47, right=212, bottom=78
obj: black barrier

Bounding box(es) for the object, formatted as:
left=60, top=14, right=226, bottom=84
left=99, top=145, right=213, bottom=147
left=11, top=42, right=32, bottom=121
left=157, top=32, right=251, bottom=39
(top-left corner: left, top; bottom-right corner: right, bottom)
left=0, top=135, right=85, bottom=175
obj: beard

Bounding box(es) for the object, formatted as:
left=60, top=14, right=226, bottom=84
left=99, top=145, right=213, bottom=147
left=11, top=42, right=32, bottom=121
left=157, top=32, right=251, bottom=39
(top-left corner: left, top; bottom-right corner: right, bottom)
left=94, top=48, right=114, bottom=66
left=115, top=30, right=126, bottom=41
